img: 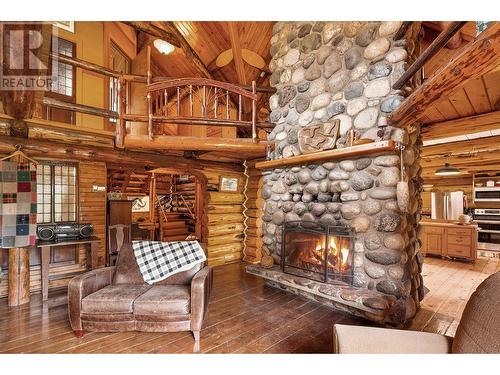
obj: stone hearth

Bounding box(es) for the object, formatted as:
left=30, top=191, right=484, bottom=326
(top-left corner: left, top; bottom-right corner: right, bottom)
left=248, top=21, right=425, bottom=325
left=247, top=265, right=396, bottom=324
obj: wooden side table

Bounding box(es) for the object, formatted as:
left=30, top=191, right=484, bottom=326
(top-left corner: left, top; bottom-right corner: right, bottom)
left=37, top=236, right=100, bottom=301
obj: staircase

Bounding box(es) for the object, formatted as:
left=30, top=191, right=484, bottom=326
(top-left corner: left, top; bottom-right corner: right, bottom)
left=160, top=212, right=191, bottom=241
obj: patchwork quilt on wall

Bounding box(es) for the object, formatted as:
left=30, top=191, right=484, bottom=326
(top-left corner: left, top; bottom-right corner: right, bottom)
left=0, top=160, right=37, bottom=248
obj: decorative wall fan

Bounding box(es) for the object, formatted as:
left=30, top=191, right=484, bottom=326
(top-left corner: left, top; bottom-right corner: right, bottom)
left=215, top=48, right=266, bottom=70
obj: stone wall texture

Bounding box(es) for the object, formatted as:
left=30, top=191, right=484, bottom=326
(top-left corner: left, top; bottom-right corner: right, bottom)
left=262, top=21, right=424, bottom=324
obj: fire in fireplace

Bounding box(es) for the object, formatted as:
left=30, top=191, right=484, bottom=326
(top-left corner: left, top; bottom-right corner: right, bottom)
left=281, top=221, right=354, bottom=285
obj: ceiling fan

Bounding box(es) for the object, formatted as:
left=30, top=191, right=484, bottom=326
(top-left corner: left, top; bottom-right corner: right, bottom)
left=215, top=48, right=266, bottom=70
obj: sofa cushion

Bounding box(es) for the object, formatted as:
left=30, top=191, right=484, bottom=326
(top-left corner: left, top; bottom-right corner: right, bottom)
left=452, top=272, right=500, bottom=353
left=82, top=284, right=151, bottom=314
left=133, top=285, right=191, bottom=316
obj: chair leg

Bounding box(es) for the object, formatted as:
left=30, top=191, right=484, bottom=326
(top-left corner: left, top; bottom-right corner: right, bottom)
left=75, top=330, right=84, bottom=338
left=192, top=330, right=200, bottom=342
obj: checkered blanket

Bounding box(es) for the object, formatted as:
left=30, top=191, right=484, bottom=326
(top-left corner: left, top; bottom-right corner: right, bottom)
left=0, top=160, right=37, bottom=248
left=132, top=240, right=206, bottom=284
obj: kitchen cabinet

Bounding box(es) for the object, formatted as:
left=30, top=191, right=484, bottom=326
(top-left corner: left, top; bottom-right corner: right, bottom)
left=420, top=221, right=477, bottom=261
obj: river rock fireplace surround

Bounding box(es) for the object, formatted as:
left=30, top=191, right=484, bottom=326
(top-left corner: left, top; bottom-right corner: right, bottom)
left=246, top=21, right=425, bottom=326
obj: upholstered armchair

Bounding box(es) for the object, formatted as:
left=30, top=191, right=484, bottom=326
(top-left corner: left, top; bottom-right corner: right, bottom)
left=333, top=272, right=500, bottom=354
left=68, top=242, right=213, bottom=343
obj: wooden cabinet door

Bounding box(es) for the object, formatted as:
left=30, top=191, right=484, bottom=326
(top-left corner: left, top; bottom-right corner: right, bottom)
left=426, top=233, right=443, bottom=255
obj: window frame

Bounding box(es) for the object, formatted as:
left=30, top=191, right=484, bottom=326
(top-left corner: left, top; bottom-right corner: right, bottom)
left=36, top=161, right=79, bottom=225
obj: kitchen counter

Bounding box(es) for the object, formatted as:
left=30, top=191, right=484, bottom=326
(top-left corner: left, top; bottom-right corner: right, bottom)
left=420, top=219, right=478, bottom=229
left=419, top=219, right=477, bottom=261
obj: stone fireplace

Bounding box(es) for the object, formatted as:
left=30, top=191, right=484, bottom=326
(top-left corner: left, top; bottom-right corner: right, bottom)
left=246, top=21, right=425, bottom=326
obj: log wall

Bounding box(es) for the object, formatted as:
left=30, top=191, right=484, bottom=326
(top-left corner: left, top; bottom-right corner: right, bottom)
left=242, top=160, right=264, bottom=264
left=203, top=170, right=245, bottom=266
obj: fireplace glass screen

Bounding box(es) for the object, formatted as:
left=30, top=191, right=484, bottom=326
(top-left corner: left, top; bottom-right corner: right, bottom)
left=281, top=221, right=354, bottom=285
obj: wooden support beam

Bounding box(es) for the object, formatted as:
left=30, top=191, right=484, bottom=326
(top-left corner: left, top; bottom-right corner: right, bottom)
left=0, top=135, right=244, bottom=172
left=421, top=110, right=500, bottom=140
left=422, top=135, right=500, bottom=157
left=389, top=22, right=500, bottom=127
left=392, top=21, right=466, bottom=90
left=227, top=22, right=247, bottom=86
left=8, top=247, right=30, bottom=307
left=121, top=21, right=181, bottom=48
left=123, top=135, right=269, bottom=154
left=393, top=21, right=414, bottom=40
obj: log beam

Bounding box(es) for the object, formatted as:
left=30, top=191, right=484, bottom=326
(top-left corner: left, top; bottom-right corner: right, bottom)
left=0, top=135, right=244, bottom=172
left=123, top=135, right=269, bottom=153
left=421, top=110, right=500, bottom=140
left=121, top=21, right=181, bottom=48
left=392, top=21, right=466, bottom=90
left=389, top=22, right=500, bottom=127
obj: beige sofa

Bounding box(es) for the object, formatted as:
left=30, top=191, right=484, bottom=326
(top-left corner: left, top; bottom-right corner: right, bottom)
left=333, top=272, right=500, bottom=354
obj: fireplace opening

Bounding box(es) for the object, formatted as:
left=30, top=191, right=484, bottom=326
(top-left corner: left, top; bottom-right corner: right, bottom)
left=281, top=221, right=355, bottom=285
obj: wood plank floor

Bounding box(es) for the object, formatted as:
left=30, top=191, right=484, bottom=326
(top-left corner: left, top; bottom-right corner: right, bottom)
left=0, top=256, right=498, bottom=354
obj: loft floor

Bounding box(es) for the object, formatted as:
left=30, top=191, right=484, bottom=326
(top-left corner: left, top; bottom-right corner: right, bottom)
left=0, top=256, right=498, bottom=354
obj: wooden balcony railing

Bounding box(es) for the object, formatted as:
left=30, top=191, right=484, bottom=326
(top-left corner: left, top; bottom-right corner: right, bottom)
left=41, top=47, right=274, bottom=150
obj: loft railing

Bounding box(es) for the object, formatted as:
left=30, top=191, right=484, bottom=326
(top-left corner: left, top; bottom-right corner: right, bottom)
left=40, top=47, right=274, bottom=148
left=119, top=77, right=262, bottom=145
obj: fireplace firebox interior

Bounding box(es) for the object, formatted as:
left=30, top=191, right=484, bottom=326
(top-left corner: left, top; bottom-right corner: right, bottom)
left=281, top=221, right=354, bottom=285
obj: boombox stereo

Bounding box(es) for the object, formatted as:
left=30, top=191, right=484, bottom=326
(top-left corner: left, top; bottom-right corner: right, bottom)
left=37, top=223, right=94, bottom=242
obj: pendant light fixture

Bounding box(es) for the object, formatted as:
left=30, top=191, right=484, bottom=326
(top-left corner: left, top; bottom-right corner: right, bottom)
left=434, top=162, right=461, bottom=176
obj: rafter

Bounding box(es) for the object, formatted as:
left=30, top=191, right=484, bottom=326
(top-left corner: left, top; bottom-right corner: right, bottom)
left=226, top=22, right=247, bottom=86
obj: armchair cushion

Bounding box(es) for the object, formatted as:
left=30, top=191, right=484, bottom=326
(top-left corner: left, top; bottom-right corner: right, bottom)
left=452, top=272, right=500, bottom=353
left=133, top=285, right=191, bottom=315
left=333, top=324, right=452, bottom=354
left=82, top=284, right=151, bottom=314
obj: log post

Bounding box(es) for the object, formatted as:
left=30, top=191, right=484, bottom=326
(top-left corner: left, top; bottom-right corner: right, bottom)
left=251, top=81, right=258, bottom=143
left=146, top=46, right=153, bottom=140
left=116, top=77, right=127, bottom=148
left=8, top=247, right=30, bottom=307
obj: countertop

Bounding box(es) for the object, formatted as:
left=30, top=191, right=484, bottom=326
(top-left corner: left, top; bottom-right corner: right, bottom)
left=420, top=219, right=478, bottom=229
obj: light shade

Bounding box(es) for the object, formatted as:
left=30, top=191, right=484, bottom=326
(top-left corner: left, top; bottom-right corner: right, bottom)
left=153, top=39, right=175, bottom=55
left=434, top=163, right=461, bottom=176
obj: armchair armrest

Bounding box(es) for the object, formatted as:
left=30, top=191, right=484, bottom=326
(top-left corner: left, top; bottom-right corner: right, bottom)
left=68, top=267, right=116, bottom=331
left=333, top=324, right=453, bottom=354
left=190, top=266, right=213, bottom=332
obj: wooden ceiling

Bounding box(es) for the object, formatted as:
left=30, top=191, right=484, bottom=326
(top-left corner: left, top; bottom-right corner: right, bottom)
left=418, top=22, right=500, bottom=183
left=420, top=22, right=500, bottom=124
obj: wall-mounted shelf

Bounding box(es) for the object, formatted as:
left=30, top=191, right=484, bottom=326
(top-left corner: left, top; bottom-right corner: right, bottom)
left=255, top=140, right=396, bottom=170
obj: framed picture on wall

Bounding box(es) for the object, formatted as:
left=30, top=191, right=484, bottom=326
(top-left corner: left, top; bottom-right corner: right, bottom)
left=219, top=176, right=239, bottom=193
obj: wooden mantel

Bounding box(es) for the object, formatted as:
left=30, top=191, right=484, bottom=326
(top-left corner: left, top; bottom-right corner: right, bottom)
left=255, top=141, right=396, bottom=170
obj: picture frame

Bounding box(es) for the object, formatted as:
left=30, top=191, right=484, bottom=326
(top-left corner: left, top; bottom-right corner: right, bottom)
left=219, top=176, right=239, bottom=192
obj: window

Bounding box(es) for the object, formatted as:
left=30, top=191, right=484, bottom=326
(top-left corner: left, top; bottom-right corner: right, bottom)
left=36, top=163, right=78, bottom=224
left=108, top=42, right=130, bottom=123
left=51, top=37, right=75, bottom=97
left=45, top=37, right=76, bottom=124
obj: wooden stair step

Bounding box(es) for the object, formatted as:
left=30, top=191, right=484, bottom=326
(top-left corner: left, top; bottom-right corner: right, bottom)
left=162, top=234, right=191, bottom=241
left=163, top=227, right=189, bottom=236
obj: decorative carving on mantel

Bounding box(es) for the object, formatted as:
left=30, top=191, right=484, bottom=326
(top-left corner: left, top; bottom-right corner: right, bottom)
left=297, top=120, right=340, bottom=154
